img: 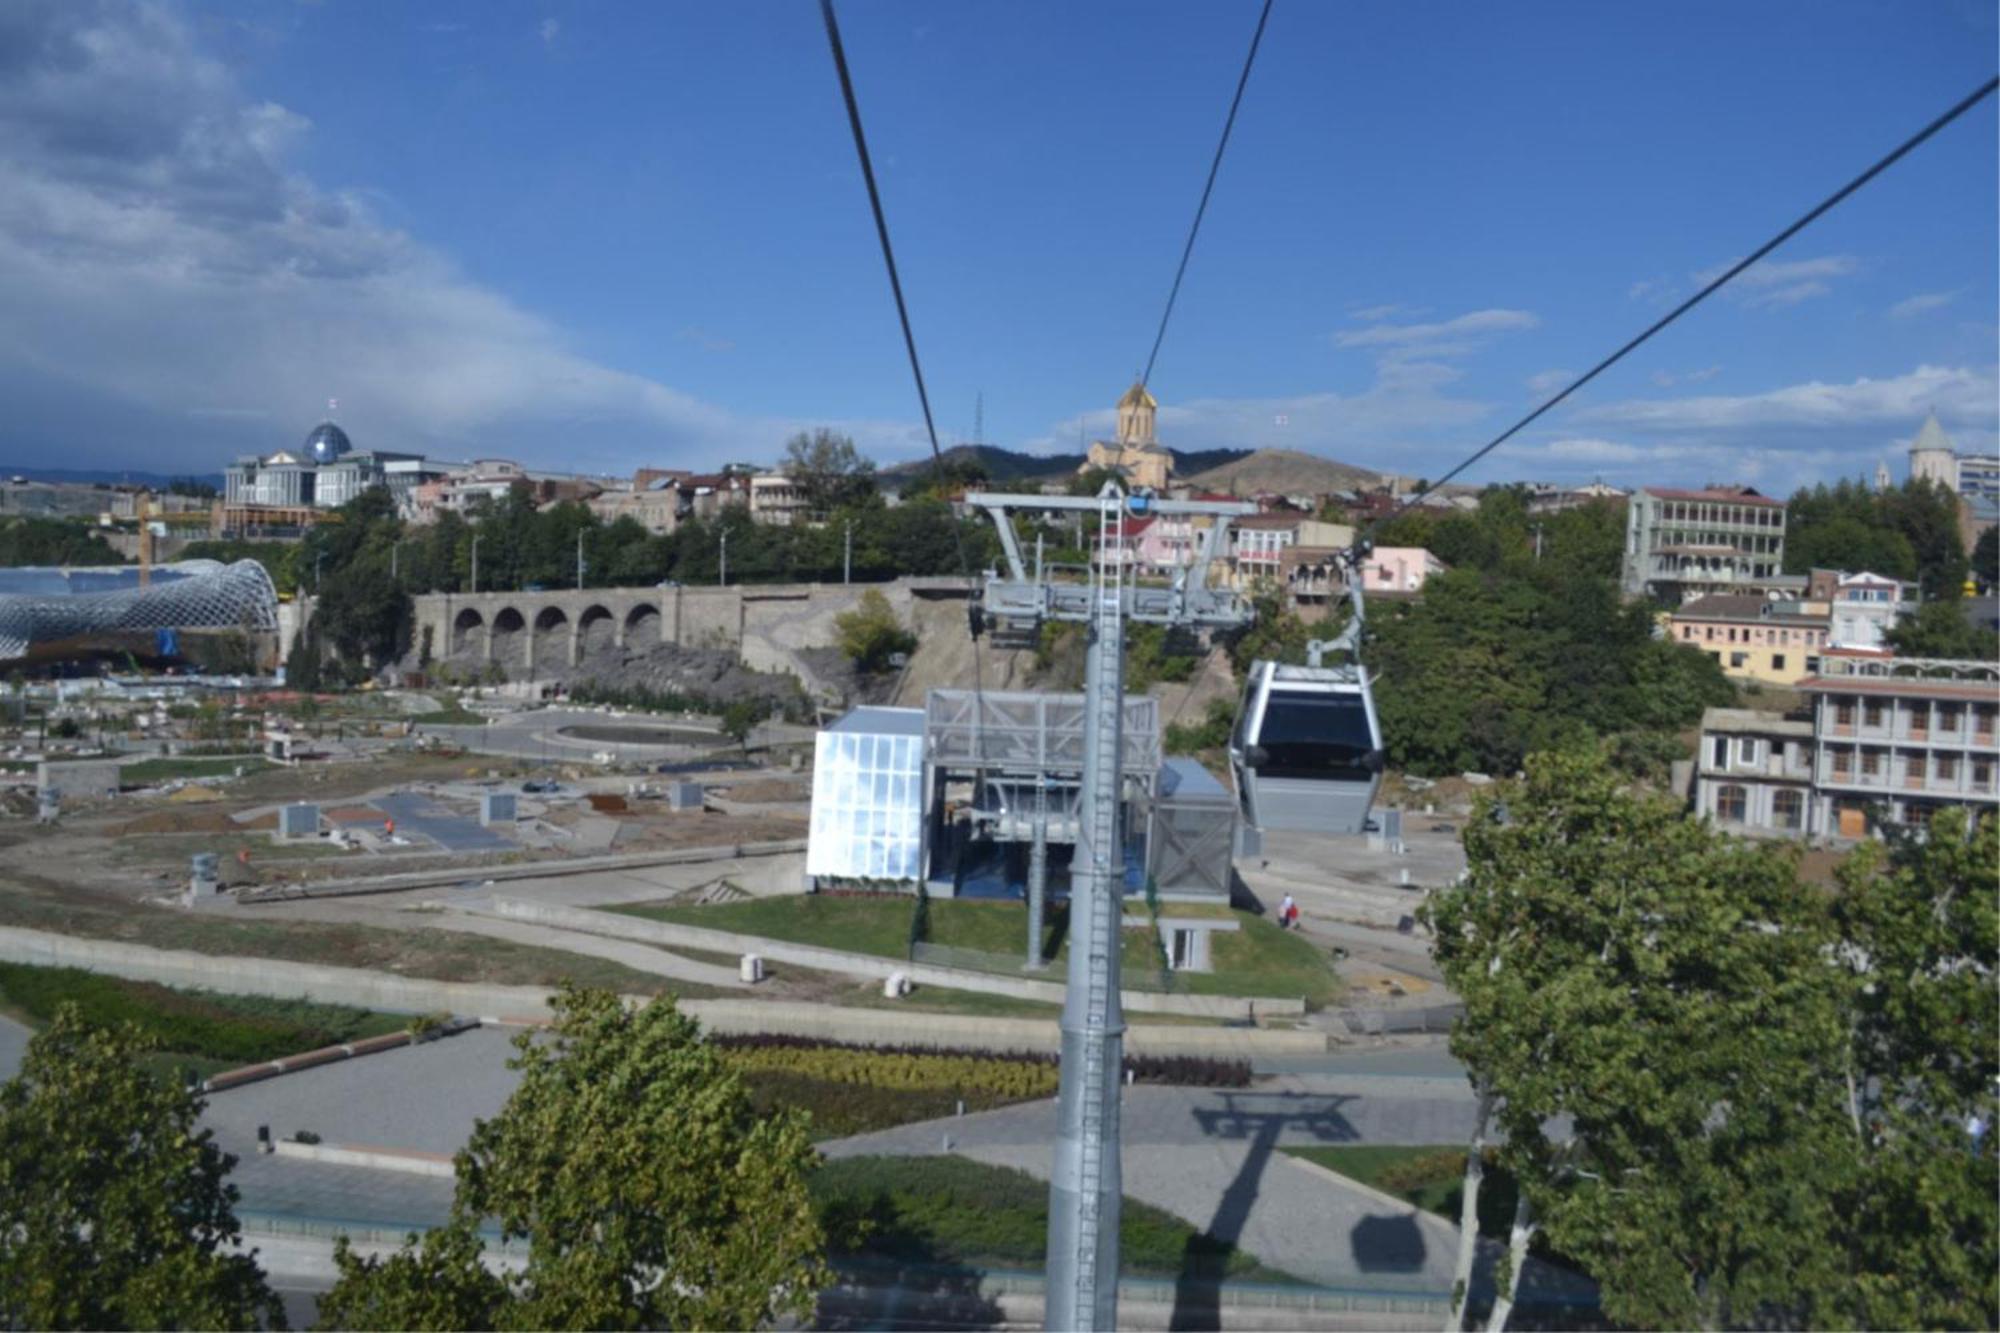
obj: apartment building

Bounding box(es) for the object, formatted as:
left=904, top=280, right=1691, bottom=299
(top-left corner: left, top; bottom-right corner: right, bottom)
left=1226, top=515, right=1355, bottom=588
left=1802, top=655, right=2000, bottom=838
left=1694, top=708, right=1819, bottom=837
left=1621, top=485, right=1787, bottom=600
left=1668, top=594, right=1831, bottom=686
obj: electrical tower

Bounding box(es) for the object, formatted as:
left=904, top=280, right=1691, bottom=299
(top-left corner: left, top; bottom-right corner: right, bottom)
left=967, top=484, right=1253, bottom=1331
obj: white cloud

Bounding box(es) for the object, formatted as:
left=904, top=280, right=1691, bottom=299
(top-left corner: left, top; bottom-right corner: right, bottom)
left=1576, top=364, right=1996, bottom=433
left=1692, top=253, right=1858, bottom=308
left=1889, top=290, right=1959, bottom=320
left=1347, top=302, right=1419, bottom=322
left=1335, top=308, right=1539, bottom=350
left=539, top=17, right=560, bottom=46
left=1526, top=368, right=1574, bottom=397
left=1650, top=365, right=1722, bottom=388
left=0, top=0, right=890, bottom=474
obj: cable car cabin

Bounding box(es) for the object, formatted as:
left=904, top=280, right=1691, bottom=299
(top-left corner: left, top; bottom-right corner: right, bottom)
left=1229, top=660, right=1384, bottom=836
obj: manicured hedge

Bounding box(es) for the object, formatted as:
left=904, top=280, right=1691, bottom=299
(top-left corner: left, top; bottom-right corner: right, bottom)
left=713, top=1033, right=1250, bottom=1091
left=0, top=964, right=407, bottom=1065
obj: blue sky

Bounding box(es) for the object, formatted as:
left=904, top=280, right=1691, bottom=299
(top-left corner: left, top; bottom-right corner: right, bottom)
left=1, top=1, right=1994, bottom=493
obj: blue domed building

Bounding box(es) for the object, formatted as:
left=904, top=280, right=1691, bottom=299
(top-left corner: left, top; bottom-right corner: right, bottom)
left=224, top=416, right=431, bottom=518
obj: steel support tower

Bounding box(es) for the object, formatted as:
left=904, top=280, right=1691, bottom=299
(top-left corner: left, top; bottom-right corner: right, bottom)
left=967, top=486, right=1253, bottom=1331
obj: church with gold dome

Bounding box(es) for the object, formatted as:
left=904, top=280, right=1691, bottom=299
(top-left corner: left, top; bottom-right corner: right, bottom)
left=1081, top=381, right=1174, bottom=492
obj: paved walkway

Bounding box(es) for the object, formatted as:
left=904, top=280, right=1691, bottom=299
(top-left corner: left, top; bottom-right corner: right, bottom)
left=0, top=1013, right=29, bottom=1082
left=419, top=907, right=750, bottom=989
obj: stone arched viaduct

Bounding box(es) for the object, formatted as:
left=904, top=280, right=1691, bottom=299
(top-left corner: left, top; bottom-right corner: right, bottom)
left=403, top=578, right=947, bottom=682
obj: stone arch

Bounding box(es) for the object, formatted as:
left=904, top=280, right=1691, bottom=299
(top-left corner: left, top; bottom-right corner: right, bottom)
left=577, top=604, right=616, bottom=660
left=489, top=606, right=527, bottom=671
left=531, top=606, right=570, bottom=671
left=624, top=602, right=661, bottom=651
left=450, top=607, right=486, bottom=658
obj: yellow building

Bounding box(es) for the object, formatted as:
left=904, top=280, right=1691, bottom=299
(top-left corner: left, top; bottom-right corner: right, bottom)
left=1668, top=594, right=1833, bottom=686
left=1083, top=382, right=1173, bottom=492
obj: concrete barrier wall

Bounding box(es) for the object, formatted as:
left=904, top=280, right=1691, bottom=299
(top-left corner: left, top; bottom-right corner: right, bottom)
left=0, top=926, right=1324, bottom=1058
left=477, top=896, right=1305, bottom=1021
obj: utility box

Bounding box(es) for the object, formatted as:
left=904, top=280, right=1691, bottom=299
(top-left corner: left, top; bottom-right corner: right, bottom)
left=278, top=802, right=319, bottom=841
left=187, top=853, right=220, bottom=903
left=667, top=782, right=704, bottom=811
left=481, top=791, right=517, bottom=826
left=739, top=954, right=765, bottom=984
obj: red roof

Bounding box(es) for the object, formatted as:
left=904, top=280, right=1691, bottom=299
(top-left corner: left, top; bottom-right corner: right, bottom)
left=1643, top=486, right=1783, bottom=507
left=1100, top=515, right=1156, bottom=540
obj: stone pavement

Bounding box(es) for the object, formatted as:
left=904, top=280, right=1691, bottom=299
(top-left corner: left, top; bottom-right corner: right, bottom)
left=0, top=1012, right=28, bottom=1081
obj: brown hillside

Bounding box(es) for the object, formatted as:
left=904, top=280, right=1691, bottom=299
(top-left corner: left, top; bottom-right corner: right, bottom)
left=1185, top=448, right=1396, bottom=496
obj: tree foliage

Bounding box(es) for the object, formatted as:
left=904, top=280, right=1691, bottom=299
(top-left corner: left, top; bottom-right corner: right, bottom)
left=321, top=987, right=828, bottom=1330
left=0, top=1005, right=285, bottom=1331
left=1784, top=477, right=1968, bottom=598
left=1885, top=597, right=1999, bottom=660
left=781, top=428, right=877, bottom=516
left=0, top=517, right=125, bottom=567
left=834, top=588, right=916, bottom=673
left=1425, top=752, right=1996, bottom=1329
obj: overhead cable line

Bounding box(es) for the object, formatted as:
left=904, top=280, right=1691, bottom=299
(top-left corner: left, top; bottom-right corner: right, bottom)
left=1359, top=73, right=2000, bottom=542
left=820, top=0, right=987, bottom=682
left=1139, top=0, right=1275, bottom=391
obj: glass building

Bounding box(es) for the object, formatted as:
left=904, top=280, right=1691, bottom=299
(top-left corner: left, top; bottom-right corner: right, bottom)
left=806, top=706, right=926, bottom=882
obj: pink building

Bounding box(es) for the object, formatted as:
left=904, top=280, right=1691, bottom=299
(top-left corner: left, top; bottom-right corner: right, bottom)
left=1357, top=546, right=1447, bottom=594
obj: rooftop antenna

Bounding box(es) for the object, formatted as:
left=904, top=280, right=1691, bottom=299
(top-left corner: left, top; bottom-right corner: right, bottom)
left=974, top=391, right=985, bottom=447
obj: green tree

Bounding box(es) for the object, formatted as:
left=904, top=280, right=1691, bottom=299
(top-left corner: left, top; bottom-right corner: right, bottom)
left=321, top=988, right=827, bottom=1330
left=1885, top=597, right=1998, bottom=659
left=1972, top=524, right=1998, bottom=592
left=1424, top=752, right=1850, bottom=1329
left=833, top=588, right=916, bottom=672
left=781, top=428, right=876, bottom=517
left=721, top=697, right=771, bottom=752
left=0, top=517, right=125, bottom=567
left=1827, top=808, right=1998, bottom=1329
left=0, top=1005, right=285, bottom=1331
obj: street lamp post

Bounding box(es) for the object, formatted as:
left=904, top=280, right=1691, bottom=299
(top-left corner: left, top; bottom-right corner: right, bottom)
left=843, top=519, right=852, bottom=585
left=719, top=529, right=728, bottom=587
left=470, top=535, right=481, bottom=595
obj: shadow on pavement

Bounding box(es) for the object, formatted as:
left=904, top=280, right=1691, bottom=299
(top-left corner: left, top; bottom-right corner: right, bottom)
left=1169, top=1090, right=1362, bottom=1330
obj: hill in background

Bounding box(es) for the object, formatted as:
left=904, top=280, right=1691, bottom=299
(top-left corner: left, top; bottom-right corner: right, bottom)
left=880, top=444, right=1253, bottom=486
left=1185, top=448, right=1395, bottom=496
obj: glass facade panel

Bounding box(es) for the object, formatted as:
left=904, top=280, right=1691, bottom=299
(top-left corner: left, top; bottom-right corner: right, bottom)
left=807, top=721, right=926, bottom=882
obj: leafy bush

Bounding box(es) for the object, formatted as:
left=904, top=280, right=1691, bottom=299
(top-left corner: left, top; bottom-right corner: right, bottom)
left=1164, top=697, right=1235, bottom=756
left=0, top=964, right=405, bottom=1065
left=712, top=1034, right=1249, bottom=1092
left=834, top=588, right=916, bottom=673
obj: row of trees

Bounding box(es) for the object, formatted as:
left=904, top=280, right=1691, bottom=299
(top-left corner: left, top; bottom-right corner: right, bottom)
left=0, top=988, right=826, bottom=1331
left=1428, top=749, right=1996, bottom=1330
left=0, top=517, right=124, bottom=567
left=1783, top=476, right=1971, bottom=598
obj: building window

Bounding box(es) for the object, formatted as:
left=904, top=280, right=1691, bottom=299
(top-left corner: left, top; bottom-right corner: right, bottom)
left=1937, top=754, right=1958, bottom=783
left=1772, top=654, right=1786, bottom=672
left=1864, top=701, right=1884, bottom=728
left=1711, top=735, right=1729, bottom=769
left=1773, top=789, right=1803, bottom=830
left=1716, top=785, right=1748, bottom=823
left=1835, top=700, right=1854, bottom=727
left=1976, top=704, right=1997, bottom=738
left=1937, top=703, right=1963, bottom=733
left=1904, top=802, right=1935, bottom=830
left=1976, top=759, right=1994, bottom=789
left=1730, top=652, right=1749, bottom=669
left=1737, top=737, right=1759, bottom=765
left=1861, top=749, right=1881, bottom=777
left=1907, top=754, right=1927, bottom=783
left=1832, top=750, right=1853, bottom=779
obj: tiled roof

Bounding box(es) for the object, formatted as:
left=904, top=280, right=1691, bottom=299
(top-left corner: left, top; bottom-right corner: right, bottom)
left=1642, top=486, right=1783, bottom=507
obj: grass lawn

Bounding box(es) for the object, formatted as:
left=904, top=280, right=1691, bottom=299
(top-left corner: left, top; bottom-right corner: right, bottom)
left=814, top=1155, right=1303, bottom=1283
left=0, top=961, right=410, bottom=1084
left=0, top=881, right=728, bottom=1000
left=408, top=707, right=485, bottom=726
left=1284, top=1144, right=1518, bottom=1238
left=120, top=755, right=272, bottom=784
left=614, top=894, right=1341, bottom=1008
left=612, top=895, right=916, bottom=958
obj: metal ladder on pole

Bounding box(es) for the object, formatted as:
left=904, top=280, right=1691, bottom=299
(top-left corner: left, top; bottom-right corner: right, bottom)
left=1071, top=488, right=1128, bottom=1318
